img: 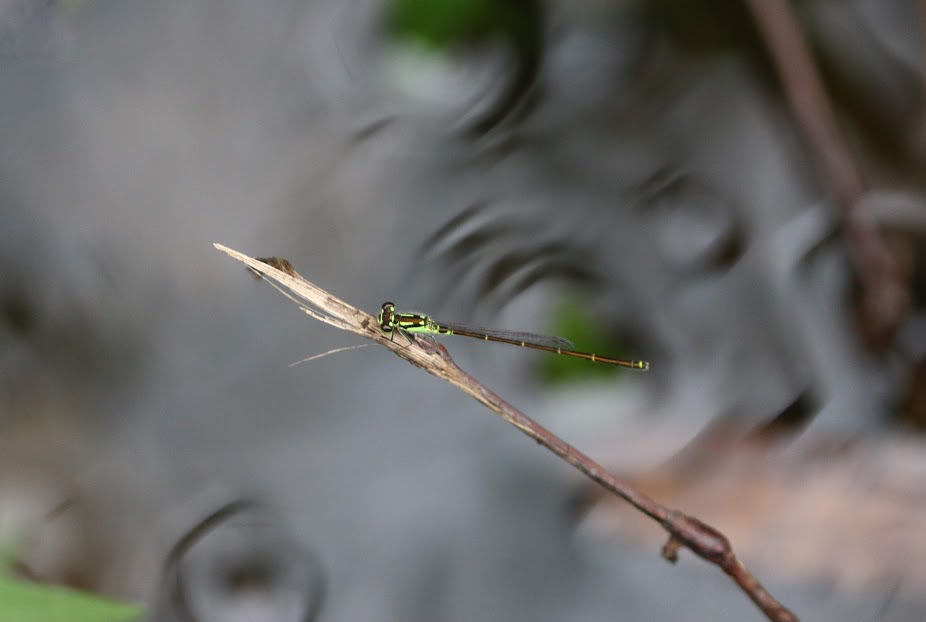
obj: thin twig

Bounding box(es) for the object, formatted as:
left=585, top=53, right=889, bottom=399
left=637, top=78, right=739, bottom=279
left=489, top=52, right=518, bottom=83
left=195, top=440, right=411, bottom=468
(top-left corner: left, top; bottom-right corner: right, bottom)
left=214, top=243, right=799, bottom=622
left=744, top=0, right=901, bottom=346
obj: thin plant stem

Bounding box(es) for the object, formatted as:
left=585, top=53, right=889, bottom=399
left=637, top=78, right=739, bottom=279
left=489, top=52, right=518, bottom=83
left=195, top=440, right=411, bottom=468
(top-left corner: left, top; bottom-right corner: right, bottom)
left=214, top=243, right=799, bottom=622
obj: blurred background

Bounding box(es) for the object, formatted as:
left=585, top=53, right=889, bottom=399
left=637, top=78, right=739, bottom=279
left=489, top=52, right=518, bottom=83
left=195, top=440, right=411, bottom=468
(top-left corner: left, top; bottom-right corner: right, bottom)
left=1, top=1, right=925, bottom=620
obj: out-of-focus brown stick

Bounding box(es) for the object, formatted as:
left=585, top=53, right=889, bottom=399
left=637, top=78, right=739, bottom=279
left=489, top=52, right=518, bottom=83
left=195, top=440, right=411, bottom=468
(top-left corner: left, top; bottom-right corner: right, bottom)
left=918, top=0, right=926, bottom=155
left=744, top=0, right=902, bottom=346
left=215, top=243, right=800, bottom=622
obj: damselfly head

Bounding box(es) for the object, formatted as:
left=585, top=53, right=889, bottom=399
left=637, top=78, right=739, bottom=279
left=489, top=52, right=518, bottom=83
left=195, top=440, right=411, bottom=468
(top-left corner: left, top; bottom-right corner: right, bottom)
left=379, top=302, right=396, bottom=331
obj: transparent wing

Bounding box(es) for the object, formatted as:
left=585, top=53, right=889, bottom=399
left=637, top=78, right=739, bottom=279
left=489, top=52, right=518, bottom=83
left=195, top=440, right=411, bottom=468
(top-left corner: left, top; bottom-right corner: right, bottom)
left=436, top=321, right=575, bottom=350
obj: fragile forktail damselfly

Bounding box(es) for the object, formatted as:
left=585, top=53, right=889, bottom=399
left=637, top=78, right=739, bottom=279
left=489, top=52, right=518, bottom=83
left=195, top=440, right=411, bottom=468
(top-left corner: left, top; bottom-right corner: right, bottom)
left=378, top=302, right=649, bottom=371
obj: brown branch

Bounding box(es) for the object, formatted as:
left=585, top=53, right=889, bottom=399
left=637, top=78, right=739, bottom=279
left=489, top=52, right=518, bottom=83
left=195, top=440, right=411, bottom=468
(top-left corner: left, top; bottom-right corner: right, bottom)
left=214, top=243, right=799, bottom=622
left=744, top=0, right=903, bottom=346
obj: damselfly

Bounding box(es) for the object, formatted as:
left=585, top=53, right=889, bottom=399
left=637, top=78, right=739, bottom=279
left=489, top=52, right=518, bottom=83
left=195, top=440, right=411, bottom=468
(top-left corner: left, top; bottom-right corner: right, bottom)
left=378, top=302, right=648, bottom=370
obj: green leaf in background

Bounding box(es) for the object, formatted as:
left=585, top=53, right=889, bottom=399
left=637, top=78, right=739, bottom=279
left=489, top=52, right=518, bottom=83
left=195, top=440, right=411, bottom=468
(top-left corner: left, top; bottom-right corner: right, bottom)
left=386, top=0, right=518, bottom=50
left=539, top=296, right=631, bottom=384
left=0, top=576, right=143, bottom=622
left=0, top=544, right=16, bottom=574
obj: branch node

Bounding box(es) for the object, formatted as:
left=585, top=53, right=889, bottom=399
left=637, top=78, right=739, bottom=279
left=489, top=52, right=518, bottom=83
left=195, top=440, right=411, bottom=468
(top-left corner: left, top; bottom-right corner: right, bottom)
left=661, top=535, right=682, bottom=564
left=663, top=510, right=732, bottom=566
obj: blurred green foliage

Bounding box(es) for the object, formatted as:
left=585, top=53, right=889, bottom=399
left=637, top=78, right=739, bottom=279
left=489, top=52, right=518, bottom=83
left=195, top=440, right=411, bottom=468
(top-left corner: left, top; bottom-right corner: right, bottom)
left=386, top=0, right=522, bottom=50
left=0, top=575, right=143, bottom=622
left=539, top=296, right=631, bottom=384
